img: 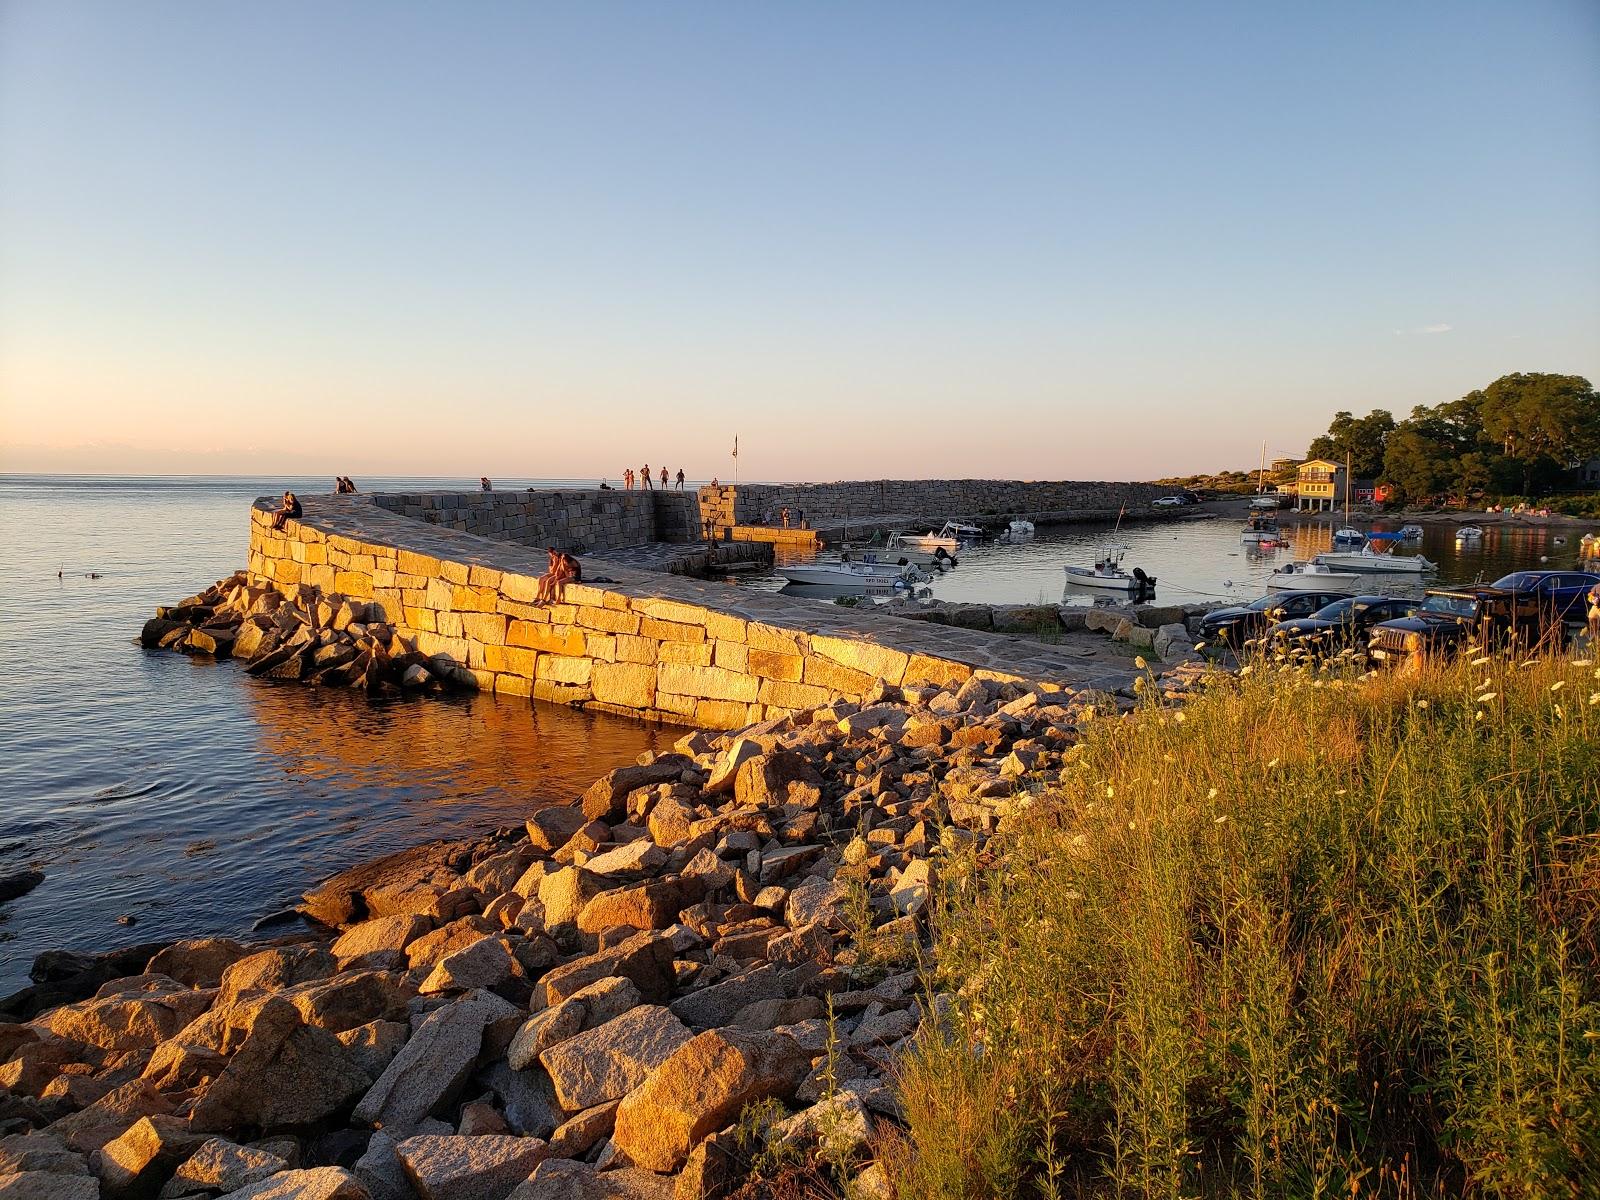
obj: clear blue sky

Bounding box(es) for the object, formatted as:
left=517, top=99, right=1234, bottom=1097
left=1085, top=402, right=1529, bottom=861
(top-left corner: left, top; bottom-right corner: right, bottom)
left=2, top=1, right=1596, bottom=480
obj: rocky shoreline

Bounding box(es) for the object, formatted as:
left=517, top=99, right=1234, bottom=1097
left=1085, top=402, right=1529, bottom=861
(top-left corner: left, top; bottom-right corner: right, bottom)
left=0, top=648, right=1209, bottom=1199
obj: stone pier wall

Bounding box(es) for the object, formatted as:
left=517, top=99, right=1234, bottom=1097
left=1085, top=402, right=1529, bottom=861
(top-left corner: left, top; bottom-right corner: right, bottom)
left=701, top=478, right=1170, bottom=527
left=246, top=493, right=1137, bottom=729
left=372, top=489, right=701, bottom=554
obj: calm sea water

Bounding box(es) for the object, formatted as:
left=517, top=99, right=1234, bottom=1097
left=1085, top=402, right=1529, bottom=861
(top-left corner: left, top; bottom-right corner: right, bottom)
left=0, top=475, right=667, bottom=995
left=756, top=510, right=1593, bottom=608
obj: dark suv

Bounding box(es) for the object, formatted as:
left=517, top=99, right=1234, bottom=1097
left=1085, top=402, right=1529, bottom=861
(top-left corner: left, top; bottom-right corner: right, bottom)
left=1265, top=595, right=1419, bottom=658
left=1368, top=586, right=1569, bottom=669
left=1199, top=591, right=1348, bottom=646
left=1490, top=571, right=1600, bottom=622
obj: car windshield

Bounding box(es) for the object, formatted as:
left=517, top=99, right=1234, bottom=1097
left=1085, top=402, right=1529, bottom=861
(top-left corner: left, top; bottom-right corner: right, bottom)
left=1419, top=594, right=1479, bottom=617
left=1312, top=599, right=1358, bottom=619
left=1245, top=595, right=1283, bottom=612
left=1492, top=572, right=1545, bottom=590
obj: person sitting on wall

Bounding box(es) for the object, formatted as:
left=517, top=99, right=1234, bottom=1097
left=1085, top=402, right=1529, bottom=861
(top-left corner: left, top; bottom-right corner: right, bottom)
left=536, top=547, right=581, bottom=605
left=480, top=477, right=493, bottom=492
left=270, top=490, right=302, bottom=530
left=599, top=479, right=613, bottom=490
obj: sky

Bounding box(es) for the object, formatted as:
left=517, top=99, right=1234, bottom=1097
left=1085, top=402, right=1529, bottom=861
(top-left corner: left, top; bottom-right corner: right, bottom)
left=2, top=1, right=1597, bottom=482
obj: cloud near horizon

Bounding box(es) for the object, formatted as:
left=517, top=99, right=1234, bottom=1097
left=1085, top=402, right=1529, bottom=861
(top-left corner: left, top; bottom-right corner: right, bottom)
left=1393, top=323, right=1455, bottom=336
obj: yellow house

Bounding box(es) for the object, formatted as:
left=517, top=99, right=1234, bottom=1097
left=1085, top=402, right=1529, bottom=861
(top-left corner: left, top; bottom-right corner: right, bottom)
left=1296, top=459, right=1345, bottom=511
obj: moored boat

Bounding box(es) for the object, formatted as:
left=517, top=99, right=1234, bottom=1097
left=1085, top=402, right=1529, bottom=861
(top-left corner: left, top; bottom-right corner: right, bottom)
left=777, top=560, right=927, bottom=588
left=1007, top=519, right=1035, bottom=536
left=1268, top=562, right=1369, bottom=594
left=1062, top=545, right=1156, bottom=595
left=1314, top=538, right=1435, bottom=573
left=1455, top=524, right=1485, bottom=542
left=1332, top=526, right=1365, bottom=547
left=893, top=521, right=983, bottom=550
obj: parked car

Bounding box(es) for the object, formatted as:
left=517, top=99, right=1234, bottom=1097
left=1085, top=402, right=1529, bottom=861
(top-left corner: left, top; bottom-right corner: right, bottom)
left=1264, top=595, right=1419, bottom=658
left=1177, top=491, right=1203, bottom=505
left=1199, top=591, right=1349, bottom=646
left=1152, top=496, right=1185, bottom=508
left=1489, top=570, right=1600, bottom=621
left=1368, top=586, right=1569, bottom=669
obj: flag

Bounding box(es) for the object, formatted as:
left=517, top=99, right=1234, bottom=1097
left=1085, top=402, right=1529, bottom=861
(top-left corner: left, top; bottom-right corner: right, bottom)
left=732, top=436, right=739, bottom=459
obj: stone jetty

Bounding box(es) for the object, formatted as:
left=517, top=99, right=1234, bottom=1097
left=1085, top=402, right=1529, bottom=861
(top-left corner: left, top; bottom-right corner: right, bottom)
left=0, top=665, right=1199, bottom=1199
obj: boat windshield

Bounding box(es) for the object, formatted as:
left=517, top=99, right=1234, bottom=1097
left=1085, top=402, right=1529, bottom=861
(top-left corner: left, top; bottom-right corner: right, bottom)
left=1419, top=594, right=1480, bottom=618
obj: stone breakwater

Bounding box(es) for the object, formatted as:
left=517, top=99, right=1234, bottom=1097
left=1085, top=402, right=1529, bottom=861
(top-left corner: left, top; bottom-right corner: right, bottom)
left=0, top=669, right=1210, bottom=1199
left=700, top=478, right=1171, bottom=530
left=243, top=493, right=1146, bottom=728
left=370, top=491, right=703, bottom=553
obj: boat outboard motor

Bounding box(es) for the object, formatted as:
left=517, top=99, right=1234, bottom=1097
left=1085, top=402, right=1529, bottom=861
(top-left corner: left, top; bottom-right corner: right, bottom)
left=1132, top=566, right=1156, bottom=592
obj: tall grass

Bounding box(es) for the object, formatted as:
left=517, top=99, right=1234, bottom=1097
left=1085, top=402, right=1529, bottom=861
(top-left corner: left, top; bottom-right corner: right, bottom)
left=886, top=650, right=1600, bottom=1199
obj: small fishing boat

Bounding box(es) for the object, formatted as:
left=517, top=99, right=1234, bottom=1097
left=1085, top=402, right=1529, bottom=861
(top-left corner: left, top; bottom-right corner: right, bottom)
left=839, top=547, right=955, bottom=571
left=1241, top=513, right=1284, bottom=546
left=891, top=521, right=983, bottom=551
left=1268, top=562, right=1369, bottom=594
left=1455, top=524, right=1484, bottom=542
left=1332, top=526, right=1365, bottom=547
left=1062, top=545, right=1156, bottom=595
left=1398, top=524, right=1425, bottom=540
left=777, top=561, right=926, bottom=588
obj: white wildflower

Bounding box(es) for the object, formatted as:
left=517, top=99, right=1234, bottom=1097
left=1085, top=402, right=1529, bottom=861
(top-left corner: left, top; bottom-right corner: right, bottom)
left=1134, top=656, right=1147, bottom=670
left=1551, top=679, right=1566, bottom=692
left=1477, top=693, right=1497, bottom=703
left=1172, top=711, right=1186, bottom=724
left=1470, top=656, right=1491, bottom=667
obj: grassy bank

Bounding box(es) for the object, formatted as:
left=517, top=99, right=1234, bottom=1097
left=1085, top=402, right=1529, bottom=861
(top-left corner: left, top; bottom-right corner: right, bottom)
left=886, top=651, right=1600, bottom=1199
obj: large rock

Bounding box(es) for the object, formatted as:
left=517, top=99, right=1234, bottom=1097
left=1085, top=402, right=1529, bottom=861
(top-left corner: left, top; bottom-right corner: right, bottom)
left=283, top=970, right=415, bottom=1033
left=190, top=998, right=371, bottom=1131
left=668, top=964, right=785, bottom=1030
left=574, top=878, right=704, bottom=936
left=331, top=915, right=433, bottom=967
left=702, top=739, right=761, bottom=796
left=219, top=948, right=337, bottom=1008
left=580, top=841, right=666, bottom=879
left=538, top=1006, right=693, bottom=1113
left=209, top=1167, right=366, bottom=1199
left=507, top=1159, right=672, bottom=1200
left=44, top=1079, right=176, bottom=1155
left=475, top=1061, right=561, bottom=1139
left=734, top=752, right=823, bottom=810
left=0, top=1131, right=88, bottom=1177
left=507, top=978, right=640, bottom=1071
left=784, top=877, right=848, bottom=930
left=302, top=840, right=473, bottom=927
left=40, top=976, right=212, bottom=1050
left=352, top=989, right=519, bottom=1134
left=580, top=760, right=688, bottom=823
left=395, top=1134, right=549, bottom=1200
left=612, top=1029, right=809, bottom=1172
left=419, top=936, right=519, bottom=995
left=335, top=1020, right=410, bottom=1080
left=96, top=1115, right=206, bottom=1197
left=163, top=1138, right=289, bottom=1197
left=524, top=810, right=588, bottom=854
left=536, top=869, right=608, bottom=932
left=145, top=939, right=252, bottom=988
left=533, top=932, right=675, bottom=1009
left=0, top=1175, right=98, bottom=1200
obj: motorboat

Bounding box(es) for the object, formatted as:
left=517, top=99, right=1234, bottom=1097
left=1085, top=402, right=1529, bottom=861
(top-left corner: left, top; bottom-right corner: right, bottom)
left=838, top=547, right=955, bottom=572
left=1007, top=519, right=1035, bottom=536
left=1398, top=524, right=1425, bottom=540
left=1062, top=545, right=1156, bottom=595
left=1455, top=525, right=1485, bottom=542
left=1268, top=562, right=1369, bottom=595
left=1332, top=527, right=1366, bottom=547
left=1314, top=538, right=1435, bottom=574
left=777, top=560, right=927, bottom=589
left=893, top=521, right=983, bottom=551
left=1241, top=513, right=1285, bottom=546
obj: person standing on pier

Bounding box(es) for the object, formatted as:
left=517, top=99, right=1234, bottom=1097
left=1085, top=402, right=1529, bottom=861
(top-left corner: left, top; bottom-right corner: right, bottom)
left=624, top=468, right=633, bottom=490
left=676, top=468, right=685, bottom=490
left=641, top=463, right=654, bottom=490
left=660, top=466, right=669, bottom=489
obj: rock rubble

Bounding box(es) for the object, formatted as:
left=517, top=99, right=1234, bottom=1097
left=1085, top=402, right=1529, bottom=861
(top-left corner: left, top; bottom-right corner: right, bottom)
left=1, top=662, right=1213, bottom=1198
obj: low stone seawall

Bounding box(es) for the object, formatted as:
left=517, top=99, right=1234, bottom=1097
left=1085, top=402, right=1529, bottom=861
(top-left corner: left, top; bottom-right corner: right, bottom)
left=700, top=478, right=1169, bottom=528
left=372, top=489, right=701, bottom=554
left=248, top=494, right=1139, bottom=728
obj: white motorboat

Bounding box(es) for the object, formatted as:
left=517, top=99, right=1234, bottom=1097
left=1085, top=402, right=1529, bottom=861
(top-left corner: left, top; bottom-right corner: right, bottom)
left=1398, top=524, right=1425, bottom=539
left=839, top=547, right=955, bottom=572
left=1455, top=524, right=1485, bottom=541
left=1062, top=545, right=1156, bottom=595
left=1268, top=562, right=1369, bottom=594
left=1007, top=519, right=1035, bottom=536
left=777, top=561, right=926, bottom=588
left=1332, top=526, right=1365, bottom=547
left=1314, top=542, right=1435, bottom=574
left=893, top=521, right=983, bottom=551
left=1241, top=514, right=1285, bottom=546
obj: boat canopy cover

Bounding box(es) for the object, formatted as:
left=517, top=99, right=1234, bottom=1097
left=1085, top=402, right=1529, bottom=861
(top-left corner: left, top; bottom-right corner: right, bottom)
left=1366, top=531, right=1404, bottom=540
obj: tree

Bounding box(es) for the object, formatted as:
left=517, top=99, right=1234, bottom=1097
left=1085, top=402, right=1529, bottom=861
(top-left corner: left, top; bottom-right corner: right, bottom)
left=1306, top=409, right=1396, bottom=478
left=1473, top=373, right=1600, bottom=492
